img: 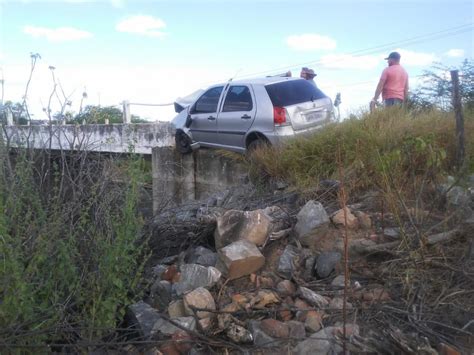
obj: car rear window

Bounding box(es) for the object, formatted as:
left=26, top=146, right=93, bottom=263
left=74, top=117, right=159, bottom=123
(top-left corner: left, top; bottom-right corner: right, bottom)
left=265, top=80, right=327, bottom=107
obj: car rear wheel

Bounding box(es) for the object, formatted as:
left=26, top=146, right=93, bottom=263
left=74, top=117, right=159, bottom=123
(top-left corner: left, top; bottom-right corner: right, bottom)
left=247, top=138, right=269, bottom=153
left=175, top=130, right=192, bottom=154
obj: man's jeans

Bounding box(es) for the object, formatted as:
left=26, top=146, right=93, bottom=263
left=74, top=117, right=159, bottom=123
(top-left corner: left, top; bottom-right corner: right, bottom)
left=384, top=98, right=403, bottom=106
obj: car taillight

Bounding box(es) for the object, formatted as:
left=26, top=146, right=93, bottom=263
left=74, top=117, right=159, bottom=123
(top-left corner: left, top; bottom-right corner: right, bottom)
left=273, top=106, right=286, bottom=125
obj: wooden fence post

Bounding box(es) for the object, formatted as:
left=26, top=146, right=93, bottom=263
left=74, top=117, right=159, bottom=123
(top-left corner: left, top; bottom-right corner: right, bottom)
left=450, top=70, right=464, bottom=168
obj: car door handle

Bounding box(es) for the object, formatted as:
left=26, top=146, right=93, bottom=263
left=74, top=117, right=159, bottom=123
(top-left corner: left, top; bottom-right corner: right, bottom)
left=241, top=114, right=252, bottom=119
left=207, top=115, right=216, bottom=120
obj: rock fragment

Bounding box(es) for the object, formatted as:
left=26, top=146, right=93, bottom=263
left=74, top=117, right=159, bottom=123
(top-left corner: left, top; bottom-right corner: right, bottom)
left=218, top=240, right=265, bottom=280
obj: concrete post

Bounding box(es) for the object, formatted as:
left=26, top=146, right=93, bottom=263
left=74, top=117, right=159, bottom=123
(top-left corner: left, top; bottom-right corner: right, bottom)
left=6, top=108, right=13, bottom=125
left=122, top=100, right=131, bottom=124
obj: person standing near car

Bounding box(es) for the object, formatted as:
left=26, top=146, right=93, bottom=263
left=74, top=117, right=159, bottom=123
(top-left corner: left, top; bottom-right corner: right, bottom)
left=300, top=67, right=317, bottom=87
left=372, top=51, right=409, bottom=107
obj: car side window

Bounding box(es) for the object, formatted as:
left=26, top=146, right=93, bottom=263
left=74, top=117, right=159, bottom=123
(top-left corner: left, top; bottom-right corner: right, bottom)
left=222, top=86, right=253, bottom=112
left=192, top=86, right=224, bottom=114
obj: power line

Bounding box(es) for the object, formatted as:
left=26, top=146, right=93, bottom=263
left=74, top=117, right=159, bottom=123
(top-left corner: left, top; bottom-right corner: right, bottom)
left=234, top=23, right=473, bottom=80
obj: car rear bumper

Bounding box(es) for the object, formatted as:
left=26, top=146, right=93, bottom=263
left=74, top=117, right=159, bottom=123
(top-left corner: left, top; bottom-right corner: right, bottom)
left=265, top=123, right=327, bottom=146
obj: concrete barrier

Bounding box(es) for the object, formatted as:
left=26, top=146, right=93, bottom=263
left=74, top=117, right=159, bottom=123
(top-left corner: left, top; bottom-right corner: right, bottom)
left=2, top=123, right=174, bottom=154
left=152, top=147, right=248, bottom=213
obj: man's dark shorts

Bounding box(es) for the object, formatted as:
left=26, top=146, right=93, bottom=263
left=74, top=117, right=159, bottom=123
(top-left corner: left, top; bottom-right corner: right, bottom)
left=384, top=98, right=403, bottom=106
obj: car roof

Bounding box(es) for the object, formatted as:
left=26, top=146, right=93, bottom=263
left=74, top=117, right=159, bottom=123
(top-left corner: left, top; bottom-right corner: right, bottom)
left=211, top=76, right=301, bottom=87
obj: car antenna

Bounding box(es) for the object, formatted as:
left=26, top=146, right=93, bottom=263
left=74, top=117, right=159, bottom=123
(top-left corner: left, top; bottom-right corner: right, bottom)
left=228, top=68, right=242, bottom=83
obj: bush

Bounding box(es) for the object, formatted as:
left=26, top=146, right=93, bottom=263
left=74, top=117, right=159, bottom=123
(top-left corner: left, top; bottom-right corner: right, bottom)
left=0, top=143, right=148, bottom=348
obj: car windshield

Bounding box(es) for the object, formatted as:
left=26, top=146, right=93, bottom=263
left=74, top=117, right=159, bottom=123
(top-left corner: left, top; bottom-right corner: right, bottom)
left=265, top=80, right=327, bottom=107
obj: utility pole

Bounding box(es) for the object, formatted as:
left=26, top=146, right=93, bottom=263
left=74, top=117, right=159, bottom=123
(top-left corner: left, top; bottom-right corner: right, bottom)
left=450, top=70, right=465, bottom=168
left=122, top=100, right=131, bottom=124
left=0, top=67, right=4, bottom=106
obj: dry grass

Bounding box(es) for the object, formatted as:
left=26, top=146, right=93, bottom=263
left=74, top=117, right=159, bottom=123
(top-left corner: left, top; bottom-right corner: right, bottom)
left=249, top=107, right=474, bottom=193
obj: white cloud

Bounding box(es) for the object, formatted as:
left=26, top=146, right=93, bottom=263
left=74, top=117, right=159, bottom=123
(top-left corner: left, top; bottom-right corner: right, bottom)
left=286, top=34, right=336, bottom=51
left=393, top=48, right=437, bottom=66
left=445, top=48, right=465, bottom=58
left=116, top=15, right=167, bottom=38
left=1, top=61, right=231, bottom=122
left=319, top=54, right=379, bottom=70
left=23, top=26, right=93, bottom=42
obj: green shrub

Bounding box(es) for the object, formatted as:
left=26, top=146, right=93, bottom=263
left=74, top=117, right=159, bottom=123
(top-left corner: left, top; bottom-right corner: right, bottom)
left=0, top=147, right=148, bottom=349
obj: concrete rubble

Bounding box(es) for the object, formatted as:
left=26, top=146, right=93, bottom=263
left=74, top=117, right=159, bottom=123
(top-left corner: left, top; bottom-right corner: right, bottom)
left=127, top=194, right=467, bottom=354
left=294, top=200, right=330, bottom=247
left=218, top=239, right=265, bottom=280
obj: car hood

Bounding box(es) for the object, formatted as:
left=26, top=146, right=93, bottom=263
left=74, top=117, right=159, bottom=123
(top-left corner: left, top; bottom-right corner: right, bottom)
left=174, top=89, right=205, bottom=112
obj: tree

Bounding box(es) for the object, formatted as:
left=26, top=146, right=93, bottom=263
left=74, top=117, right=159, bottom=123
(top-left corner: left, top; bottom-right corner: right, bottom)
left=1, top=101, right=29, bottom=125
left=408, top=59, right=474, bottom=111
left=69, top=105, right=149, bottom=124
left=71, top=105, right=123, bottom=124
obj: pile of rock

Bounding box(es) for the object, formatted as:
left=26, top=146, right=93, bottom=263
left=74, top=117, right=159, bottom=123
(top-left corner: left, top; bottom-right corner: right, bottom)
left=127, top=200, right=398, bottom=354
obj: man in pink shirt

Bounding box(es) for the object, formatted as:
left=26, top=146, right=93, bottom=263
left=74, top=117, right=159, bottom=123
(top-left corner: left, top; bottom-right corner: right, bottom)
left=372, top=52, right=409, bottom=107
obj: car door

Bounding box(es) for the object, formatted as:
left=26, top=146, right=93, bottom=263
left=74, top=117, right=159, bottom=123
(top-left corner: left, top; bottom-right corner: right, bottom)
left=217, top=85, right=256, bottom=149
left=189, top=86, right=224, bottom=145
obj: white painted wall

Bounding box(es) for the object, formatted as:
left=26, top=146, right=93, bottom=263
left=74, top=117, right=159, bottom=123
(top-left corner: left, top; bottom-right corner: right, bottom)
left=2, top=123, right=174, bottom=155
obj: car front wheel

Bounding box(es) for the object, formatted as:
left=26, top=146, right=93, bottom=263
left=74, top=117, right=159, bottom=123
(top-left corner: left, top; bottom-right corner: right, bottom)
left=175, top=130, right=193, bottom=154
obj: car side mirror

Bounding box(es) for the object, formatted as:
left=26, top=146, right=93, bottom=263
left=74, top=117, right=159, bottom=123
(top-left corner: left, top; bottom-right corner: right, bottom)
left=185, top=114, right=193, bottom=128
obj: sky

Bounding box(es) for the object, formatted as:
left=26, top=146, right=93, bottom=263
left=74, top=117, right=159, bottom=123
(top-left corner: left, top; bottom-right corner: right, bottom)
left=0, top=0, right=473, bottom=122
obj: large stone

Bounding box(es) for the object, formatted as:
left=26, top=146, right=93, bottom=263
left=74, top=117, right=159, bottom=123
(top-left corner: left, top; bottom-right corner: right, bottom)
left=331, top=207, right=359, bottom=229
left=277, top=244, right=299, bottom=279
left=150, top=280, right=172, bottom=311
left=127, top=302, right=197, bottom=339
left=331, top=275, right=347, bottom=288
left=305, top=310, right=323, bottom=332
left=292, top=328, right=332, bottom=355
left=183, top=287, right=216, bottom=319
left=297, top=286, right=329, bottom=308
left=276, top=280, right=296, bottom=297
left=174, top=264, right=221, bottom=295
left=287, top=320, right=306, bottom=339
left=213, top=206, right=289, bottom=249
left=294, top=201, right=330, bottom=246
left=187, top=246, right=218, bottom=267
left=168, top=300, right=186, bottom=318
left=152, top=264, right=167, bottom=279
left=354, top=211, right=372, bottom=229
left=329, top=297, right=352, bottom=310
left=260, top=319, right=289, bottom=338
left=383, top=227, right=400, bottom=239
left=152, top=316, right=197, bottom=335
left=315, top=252, right=341, bottom=279
left=248, top=320, right=278, bottom=348
left=294, top=325, right=359, bottom=354
left=446, top=186, right=471, bottom=207
left=218, top=240, right=265, bottom=280
left=214, top=209, right=272, bottom=248
left=127, top=301, right=161, bottom=338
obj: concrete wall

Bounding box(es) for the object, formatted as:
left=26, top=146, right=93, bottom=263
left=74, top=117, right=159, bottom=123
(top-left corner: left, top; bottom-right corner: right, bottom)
left=2, top=123, right=174, bottom=154
left=152, top=147, right=248, bottom=213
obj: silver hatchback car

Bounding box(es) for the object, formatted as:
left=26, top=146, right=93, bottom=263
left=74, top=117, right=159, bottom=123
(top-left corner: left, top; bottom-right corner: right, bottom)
left=172, top=77, right=334, bottom=154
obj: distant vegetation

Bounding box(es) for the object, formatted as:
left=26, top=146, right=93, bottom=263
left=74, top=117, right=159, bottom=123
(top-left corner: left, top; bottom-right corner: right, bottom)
left=408, top=59, right=474, bottom=111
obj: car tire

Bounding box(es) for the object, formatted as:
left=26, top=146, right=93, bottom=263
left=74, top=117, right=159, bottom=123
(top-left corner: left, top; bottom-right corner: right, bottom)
left=175, top=130, right=193, bottom=154
left=247, top=138, right=269, bottom=153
